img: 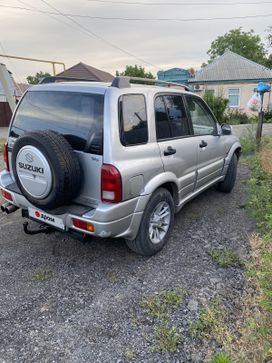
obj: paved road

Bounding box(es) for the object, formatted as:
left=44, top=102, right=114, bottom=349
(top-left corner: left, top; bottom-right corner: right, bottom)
left=1, top=124, right=272, bottom=140
left=0, top=158, right=254, bottom=362
left=231, top=123, right=272, bottom=138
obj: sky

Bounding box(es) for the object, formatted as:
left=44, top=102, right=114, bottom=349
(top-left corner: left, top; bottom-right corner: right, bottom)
left=0, top=0, right=271, bottom=83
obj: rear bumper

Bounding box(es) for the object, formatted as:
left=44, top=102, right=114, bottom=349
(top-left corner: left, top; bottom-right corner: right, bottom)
left=0, top=170, right=149, bottom=240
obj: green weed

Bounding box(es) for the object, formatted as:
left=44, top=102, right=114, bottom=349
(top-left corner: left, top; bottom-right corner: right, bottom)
left=142, top=289, right=185, bottom=353
left=107, top=271, right=119, bottom=284
left=189, top=298, right=231, bottom=345
left=143, top=289, right=185, bottom=320
left=124, top=350, right=135, bottom=360
left=32, top=270, right=52, bottom=281
left=151, top=321, right=182, bottom=353
left=210, top=352, right=234, bottom=363
left=208, top=247, right=243, bottom=268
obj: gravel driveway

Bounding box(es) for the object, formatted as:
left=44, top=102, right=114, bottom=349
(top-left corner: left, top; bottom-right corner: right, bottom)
left=0, top=155, right=255, bottom=362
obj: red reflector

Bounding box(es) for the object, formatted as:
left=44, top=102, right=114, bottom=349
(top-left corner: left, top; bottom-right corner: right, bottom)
left=3, top=143, right=9, bottom=171
left=101, top=164, right=122, bottom=203
left=1, top=189, right=13, bottom=202
left=72, top=218, right=94, bottom=232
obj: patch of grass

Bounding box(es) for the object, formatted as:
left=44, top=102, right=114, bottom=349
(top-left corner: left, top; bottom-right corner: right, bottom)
left=210, top=352, right=233, bottom=363
left=107, top=271, right=119, bottom=284
left=143, top=289, right=185, bottom=320
left=208, top=247, right=243, bottom=268
left=227, top=235, right=272, bottom=362
left=151, top=321, right=182, bottom=353
left=189, top=298, right=232, bottom=345
left=239, top=125, right=257, bottom=156
left=0, top=138, right=5, bottom=153
left=32, top=270, right=52, bottom=281
left=223, top=139, right=272, bottom=362
left=142, top=289, right=185, bottom=353
left=246, top=154, right=272, bottom=236
left=124, top=350, right=135, bottom=360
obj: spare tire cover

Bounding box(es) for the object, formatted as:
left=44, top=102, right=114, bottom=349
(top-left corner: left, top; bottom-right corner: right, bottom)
left=12, top=130, right=81, bottom=210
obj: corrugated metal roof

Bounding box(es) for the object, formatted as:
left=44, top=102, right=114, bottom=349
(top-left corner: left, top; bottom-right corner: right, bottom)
left=189, top=50, right=272, bottom=83
left=57, top=62, right=114, bottom=82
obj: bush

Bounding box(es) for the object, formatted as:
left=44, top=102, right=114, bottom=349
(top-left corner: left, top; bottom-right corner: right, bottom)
left=264, top=108, right=272, bottom=123
left=223, top=109, right=257, bottom=125
left=203, top=92, right=228, bottom=123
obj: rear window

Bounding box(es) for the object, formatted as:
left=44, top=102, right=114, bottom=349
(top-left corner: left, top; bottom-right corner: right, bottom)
left=10, top=91, right=104, bottom=154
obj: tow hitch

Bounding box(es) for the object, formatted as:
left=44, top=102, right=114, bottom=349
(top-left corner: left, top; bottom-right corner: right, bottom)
left=23, top=221, right=55, bottom=235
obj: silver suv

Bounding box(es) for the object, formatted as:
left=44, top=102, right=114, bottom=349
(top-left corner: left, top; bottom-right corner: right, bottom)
left=0, top=76, right=241, bottom=255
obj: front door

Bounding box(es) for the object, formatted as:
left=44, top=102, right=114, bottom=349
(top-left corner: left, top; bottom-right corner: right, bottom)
left=184, top=95, right=226, bottom=189
left=154, top=94, right=198, bottom=200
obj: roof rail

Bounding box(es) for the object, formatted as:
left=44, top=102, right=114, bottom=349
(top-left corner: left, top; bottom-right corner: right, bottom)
left=111, top=76, right=192, bottom=92
left=39, top=76, right=97, bottom=84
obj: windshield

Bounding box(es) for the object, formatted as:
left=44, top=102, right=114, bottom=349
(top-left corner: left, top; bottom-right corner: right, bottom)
left=10, top=90, right=104, bottom=154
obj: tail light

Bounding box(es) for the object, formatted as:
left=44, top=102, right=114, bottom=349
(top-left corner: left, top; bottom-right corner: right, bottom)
left=101, top=164, right=122, bottom=203
left=72, top=218, right=94, bottom=233
left=1, top=189, right=13, bottom=202
left=3, top=142, right=9, bottom=171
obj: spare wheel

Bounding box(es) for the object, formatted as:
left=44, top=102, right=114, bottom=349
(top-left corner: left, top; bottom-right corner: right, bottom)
left=12, top=130, right=81, bottom=210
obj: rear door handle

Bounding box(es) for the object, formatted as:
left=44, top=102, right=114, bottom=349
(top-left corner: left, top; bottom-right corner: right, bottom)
left=164, top=146, right=176, bottom=156
left=199, top=140, right=208, bottom=148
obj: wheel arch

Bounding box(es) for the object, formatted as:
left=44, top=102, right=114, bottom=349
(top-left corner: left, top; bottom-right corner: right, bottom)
left=138, top=173, right=179, bottom=213
left=225, top=141, right=242, bottom=165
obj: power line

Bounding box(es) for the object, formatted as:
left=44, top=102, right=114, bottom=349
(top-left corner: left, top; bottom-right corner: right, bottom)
left=16, top=0, right=93, bottom=38
left=87, top=0, right=272, bottom=5
left=38, top=0, right=160, bottom=69
left=1, top=4, right=272, bottom=22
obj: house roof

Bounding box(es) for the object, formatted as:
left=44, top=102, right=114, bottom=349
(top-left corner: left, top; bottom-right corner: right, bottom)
left=15, top=83, right=31, bottom=97
left=189, top=50, right=272, bottom=84
left=57, top=62, right=114, bottom=82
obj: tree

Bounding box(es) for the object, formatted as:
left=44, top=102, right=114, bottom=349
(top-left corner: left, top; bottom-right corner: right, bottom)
left=116, top=65, right=154, bottom=79
left=27, top=71, right=51, bottom=84
left=203, top=91, right=228, bottom=124
left=266, top=27, right=272, bottom=68
left=205, top=28, right=267, bottom=66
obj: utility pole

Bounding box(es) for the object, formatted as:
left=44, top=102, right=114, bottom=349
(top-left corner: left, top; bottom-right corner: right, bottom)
left=0, top=63, right=16, bottom=112
left=255, top=83, right=270, bottom=149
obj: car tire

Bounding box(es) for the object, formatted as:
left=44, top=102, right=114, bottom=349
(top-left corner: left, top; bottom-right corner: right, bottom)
left=126, top=188, right=175, bottom=256
left=12, top=130, right=81, bottom=210
left=217, top=153, right=238, bottom=193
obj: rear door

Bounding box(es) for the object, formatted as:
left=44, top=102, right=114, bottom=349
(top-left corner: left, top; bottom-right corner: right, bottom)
left=9, top=90, right=105, bottom=206
left=184, top=95, right=226, bottom=189
left=155, top=94, right=198, bottom=200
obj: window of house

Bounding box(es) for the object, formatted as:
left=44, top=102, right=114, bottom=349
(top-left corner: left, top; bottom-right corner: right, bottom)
left=119, top=94, right=148, bottom=146
left=228, top=88, right=240, bottom=107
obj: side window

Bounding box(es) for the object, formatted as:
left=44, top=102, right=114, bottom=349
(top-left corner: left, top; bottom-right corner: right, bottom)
left=154, top=96, right=171, bottom=140
left=154, top=94, right=190, bottom=140
left=119, top=94, right=148, bottom=146
left=186, top=96, right=216, bottom=136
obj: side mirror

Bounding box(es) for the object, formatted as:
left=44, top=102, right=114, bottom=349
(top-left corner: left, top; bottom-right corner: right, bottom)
left=221, top=123, right=232, bottom=135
